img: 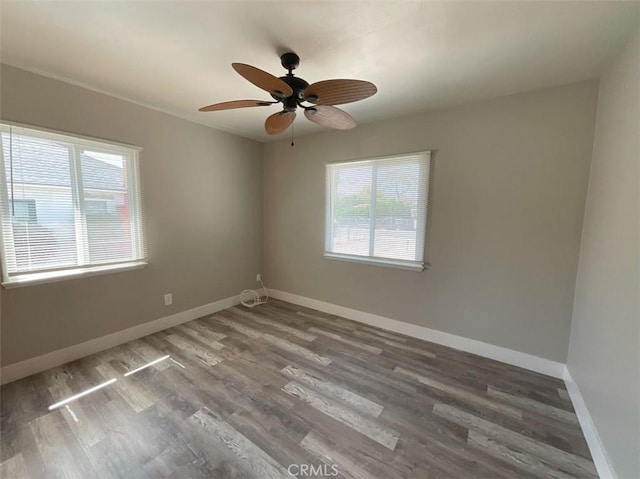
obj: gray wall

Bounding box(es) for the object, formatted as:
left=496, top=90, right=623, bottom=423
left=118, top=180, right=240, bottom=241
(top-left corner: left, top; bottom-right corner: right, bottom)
left=263, top=81, right=598, bottom=362
left=0, top=65, right=263, bottom=366
left=567, top=27, right=640, bottom=479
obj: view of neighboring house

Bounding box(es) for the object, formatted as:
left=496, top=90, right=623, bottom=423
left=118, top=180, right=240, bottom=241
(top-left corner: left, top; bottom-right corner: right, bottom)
left=1, top=133, right=131, bottom=271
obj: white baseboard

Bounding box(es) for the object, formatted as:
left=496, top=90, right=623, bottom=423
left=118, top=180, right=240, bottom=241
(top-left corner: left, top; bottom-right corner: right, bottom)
left=268, top=289, right=566, bottom=379
left=564, top=367, right=617, bottom=479
left=269, top=289, right=619, bottom=476
left=0, top=294, right=240, bottom=385
left=0, top=288, right=614, bottom=478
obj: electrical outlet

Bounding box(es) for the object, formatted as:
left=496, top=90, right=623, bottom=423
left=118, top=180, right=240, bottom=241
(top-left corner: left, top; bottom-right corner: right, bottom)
left=164, top=293, right=173, bottom=306
left=256, top=273, right=261, bottom=282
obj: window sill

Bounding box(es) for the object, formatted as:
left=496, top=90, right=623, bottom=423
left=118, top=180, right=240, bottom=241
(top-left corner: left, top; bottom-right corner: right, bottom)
left=2, top=261, right=147, bottom=288
left=323, top=252, right=426, bottom=271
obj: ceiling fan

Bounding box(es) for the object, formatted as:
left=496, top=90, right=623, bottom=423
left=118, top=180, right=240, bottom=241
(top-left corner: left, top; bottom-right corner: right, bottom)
left=199, top=52, right=377, bottom=135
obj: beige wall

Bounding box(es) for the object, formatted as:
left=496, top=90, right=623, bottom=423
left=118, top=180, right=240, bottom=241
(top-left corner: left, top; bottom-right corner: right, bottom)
left=0, top=65, right=263, bottom=366
left=567, top=27, right=640, bottom=479
left=263, top=81, right=598, bottom=362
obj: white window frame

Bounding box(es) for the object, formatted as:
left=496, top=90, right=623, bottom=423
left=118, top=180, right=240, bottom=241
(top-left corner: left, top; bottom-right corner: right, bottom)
left=324, top=151, right=431, bottom=271
left=0, top=121, right=147, bottom=287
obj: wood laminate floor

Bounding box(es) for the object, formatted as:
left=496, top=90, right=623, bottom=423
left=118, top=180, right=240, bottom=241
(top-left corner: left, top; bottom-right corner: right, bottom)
left=0, top=300, right=597, bottom=478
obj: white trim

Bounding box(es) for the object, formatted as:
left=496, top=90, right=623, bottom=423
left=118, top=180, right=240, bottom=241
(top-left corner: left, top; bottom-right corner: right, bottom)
left=0, top=123, right=147, bottom=284
left=0, top=294, right=240, bottom=385
left=0, top=287, right=615, bottom=477
left=564, top=367, right=618, bottom=479
left=325, top=151, right=431, bottom=269
left=268, top=289, right=565, bottom=378
left=325, top=150, right=432, bottom=167
left=268, top=289, right=618, bottom=475
left=323, top=252, right=425, bottom=271
left=1, top=120, right=142, bottom=152
left=2, top=261, right=148, bottom=288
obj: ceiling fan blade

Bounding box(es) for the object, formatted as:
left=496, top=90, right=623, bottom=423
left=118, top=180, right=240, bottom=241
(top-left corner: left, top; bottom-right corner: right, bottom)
left=232, top=63, right=293, bottom=98
left=265, top=111, right=296, bottom=135
left=199, top=99, right=276, bottom=112
left=304, top=79, right=377, bottom=105
left=304, top=105, right=356, bottom=130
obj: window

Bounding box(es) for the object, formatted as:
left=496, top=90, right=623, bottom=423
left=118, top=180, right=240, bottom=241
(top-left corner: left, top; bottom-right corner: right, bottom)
left=11, top=199, right=37, bottom=223
left=0, top=123, right=147, bottom=286
left=325, top=151, right=430, bottom=271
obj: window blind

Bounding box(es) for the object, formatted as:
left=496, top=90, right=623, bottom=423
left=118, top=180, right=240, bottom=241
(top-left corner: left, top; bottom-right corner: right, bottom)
left=325, top=151, right=430, bottom=270
left=0, top=124, right=147, bottom=284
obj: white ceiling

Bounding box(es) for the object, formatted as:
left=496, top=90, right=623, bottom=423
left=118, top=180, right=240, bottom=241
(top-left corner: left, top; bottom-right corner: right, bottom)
left=1, top=1, right=638, bottom=142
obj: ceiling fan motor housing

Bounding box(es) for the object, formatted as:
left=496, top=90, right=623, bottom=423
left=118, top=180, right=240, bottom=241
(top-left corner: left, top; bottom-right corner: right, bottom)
left=274, top=75, right=309, bottom=105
